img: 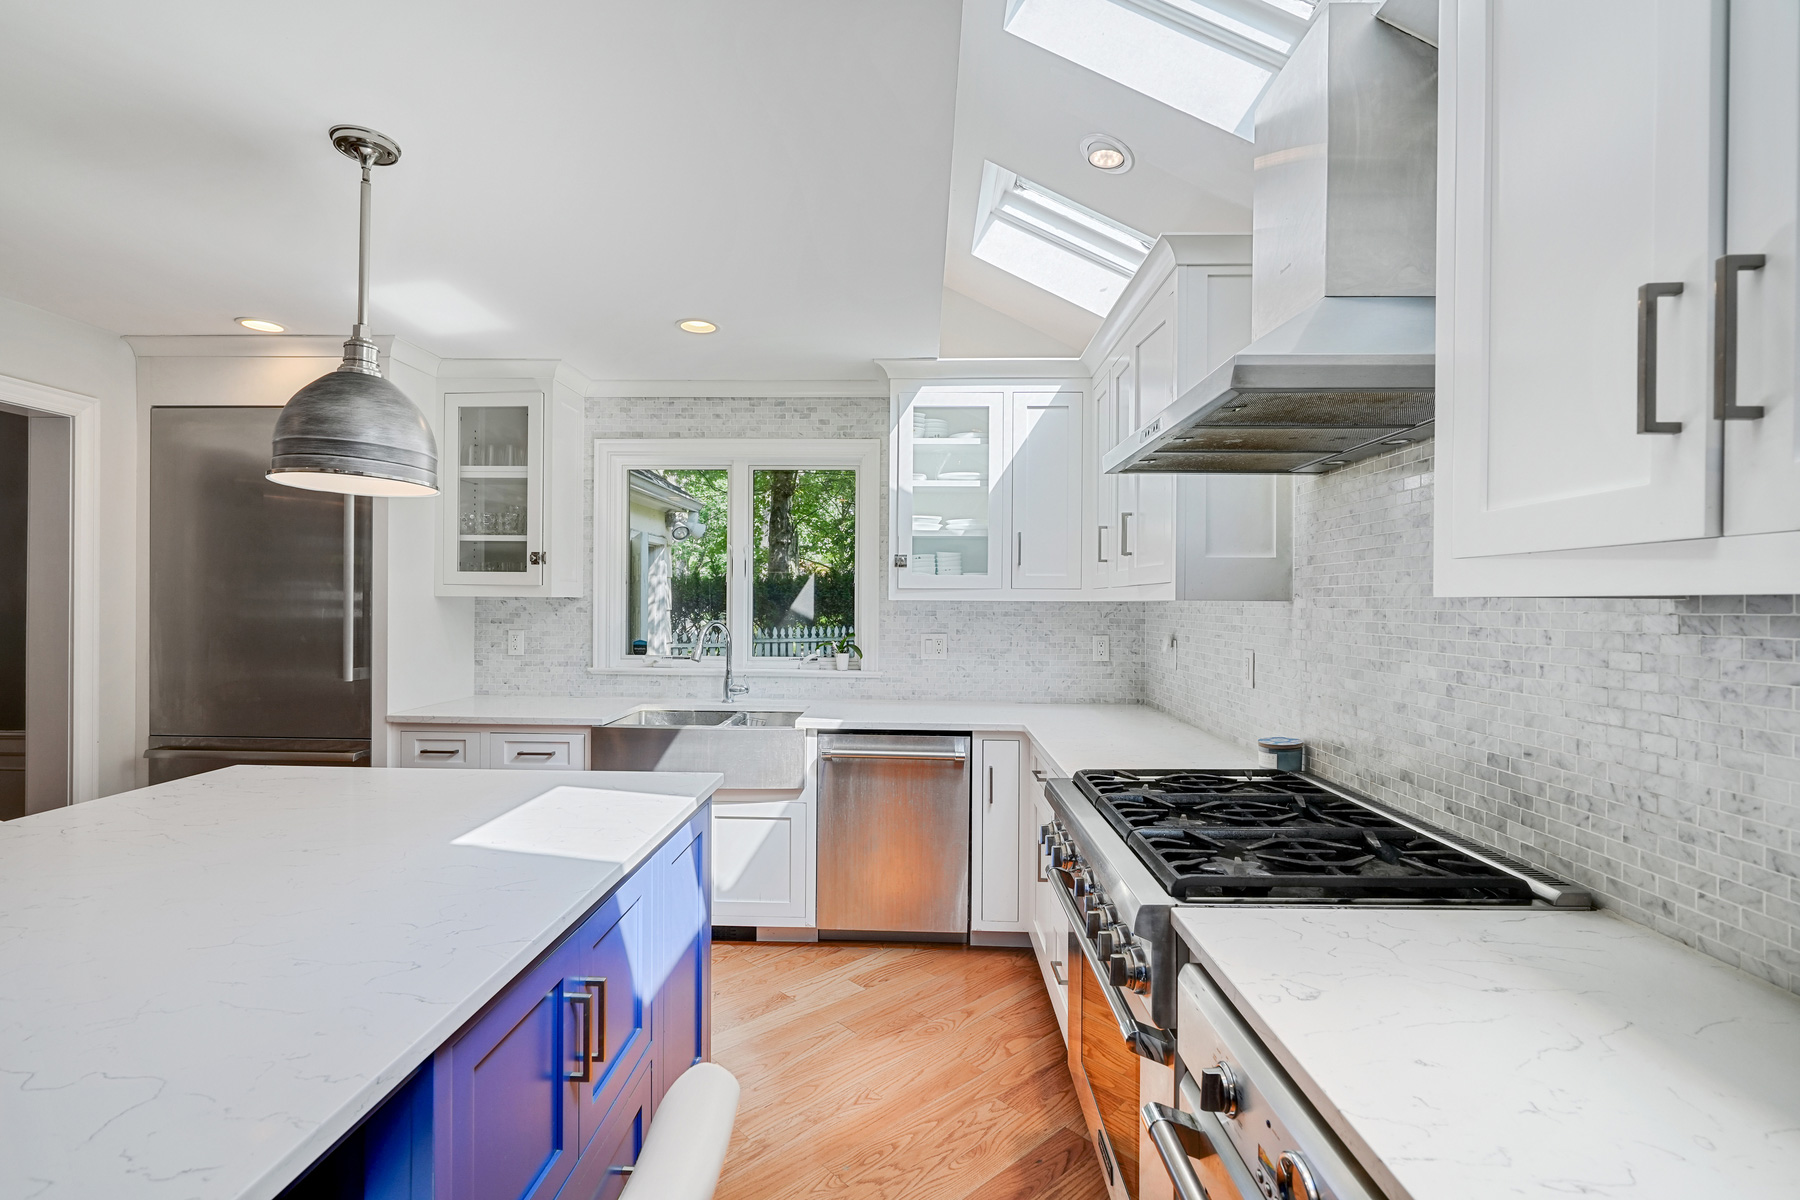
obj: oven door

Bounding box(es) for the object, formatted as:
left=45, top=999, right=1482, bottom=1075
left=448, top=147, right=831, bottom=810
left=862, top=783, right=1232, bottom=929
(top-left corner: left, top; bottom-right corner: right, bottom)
left=1055, top=875, right=1174, bottom=1199
left=1143, top=1073, right=1264, bottom=1200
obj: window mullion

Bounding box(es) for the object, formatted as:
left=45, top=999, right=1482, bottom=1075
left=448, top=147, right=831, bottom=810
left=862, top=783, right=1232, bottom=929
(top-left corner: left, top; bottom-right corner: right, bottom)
left=729, top=460, right=752, bottom=676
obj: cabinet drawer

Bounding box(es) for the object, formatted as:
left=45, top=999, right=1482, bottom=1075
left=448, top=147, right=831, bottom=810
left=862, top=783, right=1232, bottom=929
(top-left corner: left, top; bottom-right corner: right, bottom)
left=489, top=731, right=588, bottom=770
left=399, top=729, right=482, bottom=768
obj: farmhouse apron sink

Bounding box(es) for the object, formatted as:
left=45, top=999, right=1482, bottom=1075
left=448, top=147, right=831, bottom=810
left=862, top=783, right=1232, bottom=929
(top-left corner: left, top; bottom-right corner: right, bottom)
left=592, top=709, right=806, bottom=788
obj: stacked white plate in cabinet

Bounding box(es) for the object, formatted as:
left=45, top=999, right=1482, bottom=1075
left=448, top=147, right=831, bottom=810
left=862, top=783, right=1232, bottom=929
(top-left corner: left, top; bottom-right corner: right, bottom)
left=911, top=553, right=937, bottom=574
left=936, top=551, right=962, bottom=575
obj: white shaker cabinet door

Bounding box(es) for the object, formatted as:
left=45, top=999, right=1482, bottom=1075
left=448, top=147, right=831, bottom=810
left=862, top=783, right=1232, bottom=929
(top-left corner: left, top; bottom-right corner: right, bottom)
left=1720, top=0, right=1800, bottom=535
left=711, top=798, right=810, bottom=924
left=973, top=737, right=1025, bottom=931
left=1443, top=0, right=1726, bottom=555
left=1010, top=387, right=1083, bottom=589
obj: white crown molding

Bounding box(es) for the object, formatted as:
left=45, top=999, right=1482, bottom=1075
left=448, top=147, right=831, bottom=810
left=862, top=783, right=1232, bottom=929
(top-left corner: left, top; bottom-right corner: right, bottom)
left=122, top=333, right=349, bottom=357
left=875, top=357, right=1083, bottom=382
left=581, top=379, right=888, bottom=398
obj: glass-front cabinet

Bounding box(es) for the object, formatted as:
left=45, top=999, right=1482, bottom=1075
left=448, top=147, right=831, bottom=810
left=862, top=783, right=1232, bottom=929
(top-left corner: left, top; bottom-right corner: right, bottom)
left=894, top=388, right=1007, bottom=590
left=442, top=391, right=545, bottom=590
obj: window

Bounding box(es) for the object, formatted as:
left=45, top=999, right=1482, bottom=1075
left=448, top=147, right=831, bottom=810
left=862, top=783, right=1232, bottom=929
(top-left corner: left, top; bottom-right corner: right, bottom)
left=596, top=440, right=880, bottom=673
left=1003, top=0, right=1317, bottom=139
left=973, top=163, right=1152, bottom=316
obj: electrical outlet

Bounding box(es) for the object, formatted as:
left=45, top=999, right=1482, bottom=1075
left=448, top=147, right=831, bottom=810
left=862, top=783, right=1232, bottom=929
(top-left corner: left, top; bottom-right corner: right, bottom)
left=1092, top=635, right=1110, bottom=662
left=506, top=629, right=525, bottom=656
left=922, top=633, right=948, bottom=661
left=1243, top=649, right=1256, bottom=688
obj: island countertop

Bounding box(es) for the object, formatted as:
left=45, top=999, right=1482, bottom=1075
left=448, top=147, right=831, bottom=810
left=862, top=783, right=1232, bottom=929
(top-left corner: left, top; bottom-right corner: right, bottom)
left=0, top=766, right=721, bottom=1200
left=1172, top=907, right=1800, bottom=1200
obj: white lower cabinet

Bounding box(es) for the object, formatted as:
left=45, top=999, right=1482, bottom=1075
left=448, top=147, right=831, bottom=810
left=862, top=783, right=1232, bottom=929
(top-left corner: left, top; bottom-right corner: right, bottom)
left=1029, top=784, right=1070, bottom=1039
left=710, top=797, right=812, bottom=926
left=486, top=729, right=587, bottom=769
left=972, top=736, right=1028, bottom=933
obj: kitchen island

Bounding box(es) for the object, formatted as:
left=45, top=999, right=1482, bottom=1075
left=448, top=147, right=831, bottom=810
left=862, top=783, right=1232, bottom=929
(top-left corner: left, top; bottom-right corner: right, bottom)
left=0, top=765, right=720, bottom=1200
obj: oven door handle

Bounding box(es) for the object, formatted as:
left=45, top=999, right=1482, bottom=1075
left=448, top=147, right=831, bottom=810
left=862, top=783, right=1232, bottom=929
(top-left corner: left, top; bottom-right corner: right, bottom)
left=1052, top=870, right=1173, bottom=1064
left=1144, top=1075, right=1265, bottom=1200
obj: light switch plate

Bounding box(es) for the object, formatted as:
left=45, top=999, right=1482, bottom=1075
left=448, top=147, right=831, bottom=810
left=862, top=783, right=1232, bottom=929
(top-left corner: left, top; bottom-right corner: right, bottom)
left=1092, top=636, right=1110, bottom=662
left=922, top=633, right=948, bottom=660
left=506, top=629, right=525, bottom=656
left=1243, top=649, right=1255, bottom=687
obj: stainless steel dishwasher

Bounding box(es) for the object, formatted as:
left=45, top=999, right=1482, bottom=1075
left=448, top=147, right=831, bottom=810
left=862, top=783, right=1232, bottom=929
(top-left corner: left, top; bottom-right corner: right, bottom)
left=816, top=733, right=970, bottom=937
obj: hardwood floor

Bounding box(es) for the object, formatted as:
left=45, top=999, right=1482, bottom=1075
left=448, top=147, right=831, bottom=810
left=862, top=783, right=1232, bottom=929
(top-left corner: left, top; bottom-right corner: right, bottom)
left=711, top=940, right=1108, bottom=1200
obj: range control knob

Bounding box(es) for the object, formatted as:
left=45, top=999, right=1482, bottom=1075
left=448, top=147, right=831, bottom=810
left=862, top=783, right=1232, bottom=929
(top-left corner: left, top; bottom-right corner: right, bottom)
left=1197, top=1061, right=1240, bottom=1117
left=1098, top=921, right=1132, bottom=958
left=1107, top=941, right=1151, bottom=994
left=1073, top=868, right=1097, bottom=897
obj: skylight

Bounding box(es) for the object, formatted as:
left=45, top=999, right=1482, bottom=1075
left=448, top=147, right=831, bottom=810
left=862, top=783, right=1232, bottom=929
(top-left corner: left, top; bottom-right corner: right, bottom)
left=1003, top=0, right=1317, bottom=139
left=972, top=163, right=1153, bottom=316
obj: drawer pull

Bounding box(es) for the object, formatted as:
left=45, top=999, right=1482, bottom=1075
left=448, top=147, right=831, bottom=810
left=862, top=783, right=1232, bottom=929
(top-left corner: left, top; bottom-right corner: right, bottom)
left=571, top=976, right=608, bottom=1064
left=513, top=750, right=557, bottom=759
left=418, top=748, right=459, bottom=757
left=564, top=986, right=592, bottom=1083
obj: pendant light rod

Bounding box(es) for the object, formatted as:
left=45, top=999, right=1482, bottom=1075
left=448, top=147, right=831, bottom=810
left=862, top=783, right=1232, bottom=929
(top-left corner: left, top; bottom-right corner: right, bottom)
left=355, top=145, right=374, bottom=340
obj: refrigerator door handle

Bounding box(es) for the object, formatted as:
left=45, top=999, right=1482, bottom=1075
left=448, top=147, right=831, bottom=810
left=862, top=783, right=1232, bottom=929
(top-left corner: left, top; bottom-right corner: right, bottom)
left=342, top=496, right=356, bottom=683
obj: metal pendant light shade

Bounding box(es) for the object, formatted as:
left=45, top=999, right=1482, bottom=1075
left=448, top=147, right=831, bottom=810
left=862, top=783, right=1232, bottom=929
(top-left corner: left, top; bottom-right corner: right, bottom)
left=268, top=125, right=439, bottom=497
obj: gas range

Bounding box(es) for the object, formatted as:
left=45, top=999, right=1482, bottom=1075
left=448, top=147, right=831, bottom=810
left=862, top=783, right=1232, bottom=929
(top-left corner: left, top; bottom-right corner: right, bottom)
left=1040, top=768, right=1589, bottom=1031
left=1042, top=768, right=1591, bottom=1200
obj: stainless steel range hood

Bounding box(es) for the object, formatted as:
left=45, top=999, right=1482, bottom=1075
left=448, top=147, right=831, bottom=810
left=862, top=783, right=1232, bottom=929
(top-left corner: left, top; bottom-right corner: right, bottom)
left=1105, top=1, right=1438, bottom=476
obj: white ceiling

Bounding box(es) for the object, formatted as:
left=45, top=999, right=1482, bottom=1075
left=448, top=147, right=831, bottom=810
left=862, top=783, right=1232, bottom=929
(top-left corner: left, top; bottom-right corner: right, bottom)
left=0, top=1, right=1253, bottom=380
left=0, top=1, right=962, bottom=381
left=939, top=0, right=1254, bottom=356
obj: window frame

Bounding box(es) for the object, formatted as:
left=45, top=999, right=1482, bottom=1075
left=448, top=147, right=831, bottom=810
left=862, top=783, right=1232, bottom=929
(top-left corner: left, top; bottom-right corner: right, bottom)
left=592, top=438, right=880, bottom=675
left=973, top=162, right=1153, bottom=316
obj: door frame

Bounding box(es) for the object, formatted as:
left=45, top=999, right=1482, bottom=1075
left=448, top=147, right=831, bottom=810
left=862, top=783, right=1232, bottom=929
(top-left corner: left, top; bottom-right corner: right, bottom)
left=0, top=373, right=99, bottom=805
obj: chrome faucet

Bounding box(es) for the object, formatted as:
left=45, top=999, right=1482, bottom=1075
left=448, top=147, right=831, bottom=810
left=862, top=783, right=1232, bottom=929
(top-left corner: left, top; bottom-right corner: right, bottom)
left=690, top=619, right=748, bottom=703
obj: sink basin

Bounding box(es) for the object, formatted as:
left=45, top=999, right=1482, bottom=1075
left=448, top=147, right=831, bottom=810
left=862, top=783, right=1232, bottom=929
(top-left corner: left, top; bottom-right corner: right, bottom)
left=607, top=708, right=741, bottom=727
left=592, top=709, right=807, bottom=787
left=603, top=709, right=802, bottom=728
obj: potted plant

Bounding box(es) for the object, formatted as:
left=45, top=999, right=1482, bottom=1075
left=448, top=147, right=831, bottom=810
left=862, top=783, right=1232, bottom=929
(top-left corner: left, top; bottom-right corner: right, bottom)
left=832, top=637, right=861, bottom=672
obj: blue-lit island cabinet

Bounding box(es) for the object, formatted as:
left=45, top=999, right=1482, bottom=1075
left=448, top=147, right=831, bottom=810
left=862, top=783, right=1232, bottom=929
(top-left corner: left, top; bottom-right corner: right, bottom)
left=283, top=805, right=710, bottom=1200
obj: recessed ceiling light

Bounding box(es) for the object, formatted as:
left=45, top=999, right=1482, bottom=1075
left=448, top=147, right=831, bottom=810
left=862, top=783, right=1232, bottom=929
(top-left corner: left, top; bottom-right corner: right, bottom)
left=678, top=319, right=717, bottom=334
left=1081, top=134, right=1133, bottom=173
left=236, top=317, right=285, bottom=333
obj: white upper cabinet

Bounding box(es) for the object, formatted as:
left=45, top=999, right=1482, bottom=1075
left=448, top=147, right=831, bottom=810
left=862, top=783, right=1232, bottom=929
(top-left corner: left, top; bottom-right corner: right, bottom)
left=893, top=387, right=1009, bottom=591
left=1721, top=0, right=1800, bottom=536
left=435, top=367, right=584, bottom=598
left=1439, top=0, right=1800, bottom=595
left=1010, top=387, right=1084, bottom=590
left=1444, top=0, right=1726, bottom=556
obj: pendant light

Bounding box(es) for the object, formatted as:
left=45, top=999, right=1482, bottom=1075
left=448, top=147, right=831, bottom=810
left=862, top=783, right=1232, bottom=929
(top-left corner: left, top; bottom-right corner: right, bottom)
left=268, top=125, right=439, bottom=497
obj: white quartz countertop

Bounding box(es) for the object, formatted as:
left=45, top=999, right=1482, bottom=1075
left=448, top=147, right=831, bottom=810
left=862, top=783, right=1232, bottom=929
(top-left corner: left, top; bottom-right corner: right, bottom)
left=0, top=765, right=720, bottom=1200
left=1172, top=907, right=1800, bottom=1200
left=387, top=697, right=1259, bottom=775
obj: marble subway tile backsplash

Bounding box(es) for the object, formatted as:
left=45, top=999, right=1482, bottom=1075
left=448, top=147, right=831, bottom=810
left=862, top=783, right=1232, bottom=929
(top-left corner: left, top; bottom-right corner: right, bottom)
left=473, top=396, right=1141, bottom=703
left=1144, top=443, right=1800, bottom=996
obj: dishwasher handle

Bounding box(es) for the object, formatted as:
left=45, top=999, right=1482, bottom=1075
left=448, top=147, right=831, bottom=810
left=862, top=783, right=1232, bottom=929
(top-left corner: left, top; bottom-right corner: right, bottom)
left=819, top=749, right=968, bottom=762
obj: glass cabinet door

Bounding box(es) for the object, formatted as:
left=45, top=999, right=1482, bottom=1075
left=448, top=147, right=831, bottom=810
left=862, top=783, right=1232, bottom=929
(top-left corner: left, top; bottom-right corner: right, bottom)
left=443, top=392, right=544, bottom=589
left=895, top=389, right=1006, bottom=589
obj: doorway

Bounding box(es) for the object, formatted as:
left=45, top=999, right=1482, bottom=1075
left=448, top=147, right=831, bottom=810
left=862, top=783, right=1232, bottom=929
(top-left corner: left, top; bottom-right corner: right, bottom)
left=0, top=403, right=73, bottom=820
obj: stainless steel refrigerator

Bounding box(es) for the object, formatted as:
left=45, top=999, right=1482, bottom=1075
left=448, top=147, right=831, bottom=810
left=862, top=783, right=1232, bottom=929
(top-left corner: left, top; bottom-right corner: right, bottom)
left=147, top=407, right=371, bottom=784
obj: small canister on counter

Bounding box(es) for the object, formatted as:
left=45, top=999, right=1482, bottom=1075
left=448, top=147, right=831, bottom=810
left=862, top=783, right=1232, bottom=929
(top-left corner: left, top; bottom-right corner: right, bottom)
left=1257, top=736, right=1305, bottom=772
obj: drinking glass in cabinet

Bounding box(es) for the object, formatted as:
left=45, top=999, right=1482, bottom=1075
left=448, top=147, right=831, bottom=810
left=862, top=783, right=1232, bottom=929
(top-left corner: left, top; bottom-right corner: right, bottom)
left=459, top=406, right=529, bottom=469
left=909, top=405, right=989, bottom=575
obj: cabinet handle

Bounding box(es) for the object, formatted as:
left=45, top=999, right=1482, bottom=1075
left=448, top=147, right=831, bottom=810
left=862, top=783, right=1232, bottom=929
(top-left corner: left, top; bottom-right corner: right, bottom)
left=417, top=748, right=459, bottom=757
left=1096, top=524, right=1109, bottom=563
left=1636, top=281, right=1685, bottom=433
left=564, top=986, right=592, bottom=1082
left=342, top=496, right=356, bottom=683
left=1050, top=959, right=1068, bottom=987
left=1120, top=511, right=1134, bottom=556
left=571, top=976, right=607, bottom=1065
left=1715, top=254, right=1768, bottom=420
left=987, top=765, right=995, bottom=805
left=1016, top=531, right=1023, bottom=568
left=513, top=750, right=557, bottom=759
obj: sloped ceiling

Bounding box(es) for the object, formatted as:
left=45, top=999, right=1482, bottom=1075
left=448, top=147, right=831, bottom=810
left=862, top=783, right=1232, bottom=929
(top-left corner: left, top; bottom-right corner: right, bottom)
left=940, top=0, right=1255, bottom=357
left=0, top=1, right=962, bottom=380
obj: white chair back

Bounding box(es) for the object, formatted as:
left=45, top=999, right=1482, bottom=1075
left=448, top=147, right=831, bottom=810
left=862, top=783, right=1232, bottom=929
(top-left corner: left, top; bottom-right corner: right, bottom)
left=619, top=1062, right=740, bottom=1200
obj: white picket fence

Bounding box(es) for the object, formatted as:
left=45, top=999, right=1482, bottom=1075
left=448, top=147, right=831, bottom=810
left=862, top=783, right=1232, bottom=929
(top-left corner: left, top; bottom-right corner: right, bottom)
left=671, top=623, right=853, bottom=658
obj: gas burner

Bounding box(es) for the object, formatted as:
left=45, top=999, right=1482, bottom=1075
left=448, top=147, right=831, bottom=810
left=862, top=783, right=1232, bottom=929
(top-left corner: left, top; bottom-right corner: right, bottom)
left=1078, top=768, right=1397, bottom=840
